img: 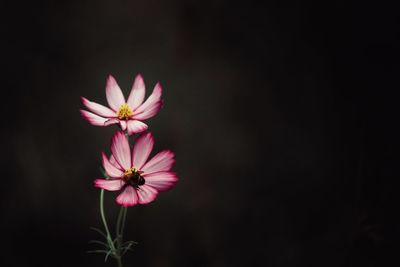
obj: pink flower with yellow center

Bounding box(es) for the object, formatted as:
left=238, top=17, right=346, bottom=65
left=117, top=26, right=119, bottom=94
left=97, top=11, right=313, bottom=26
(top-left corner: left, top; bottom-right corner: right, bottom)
left=94, top=131, right=178, bottom=207
left=80, top=74, right=163, bottom=135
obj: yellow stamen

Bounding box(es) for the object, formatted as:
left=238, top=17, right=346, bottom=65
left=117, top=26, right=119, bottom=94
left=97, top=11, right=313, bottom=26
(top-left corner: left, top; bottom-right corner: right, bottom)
left=124, top=167, right=143, bottom=177
left=117, top=103, right=133, bottom=120
left=124, top=167, right=137, bottom=177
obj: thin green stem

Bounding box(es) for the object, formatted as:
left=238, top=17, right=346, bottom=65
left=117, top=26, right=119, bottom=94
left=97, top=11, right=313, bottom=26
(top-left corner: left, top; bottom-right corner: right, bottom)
left=100, top=189, right=122, bottom=266
left=115, top=207, right=125, bottom=267
left=116, top=207, right=128, bottom=249
left=100, top=189, right=113, bottom=245
left=116, top=207, right=124, bottom=248
left=121, top=208, right=128, bottom=238
left=116, top=256, right=123, bottom=267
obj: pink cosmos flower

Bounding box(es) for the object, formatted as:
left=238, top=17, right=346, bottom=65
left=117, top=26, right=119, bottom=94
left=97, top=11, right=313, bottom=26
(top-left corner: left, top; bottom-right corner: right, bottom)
left=94, top=131, right=178, bottom=207
left=80, top=74, right=163, bottom=135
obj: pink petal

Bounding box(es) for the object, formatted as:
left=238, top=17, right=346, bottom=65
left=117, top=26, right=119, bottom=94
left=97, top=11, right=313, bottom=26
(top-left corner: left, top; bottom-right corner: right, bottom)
left=116, top=186, right=138, bottom=207
left=81, top=97, right=116, bottom=117
left=131, top=102, right=162, bottom=121
left=132, top=83, right=162, bottom=119
left=127, top=120, right=148, bottom=135
left=109, top=155, right=119, bottom=168
left=102, top=152, right=124, bottom=178
left=132, top=132, right=154, bottom=170
left=119, top=120, right=127, bottom=131
left=127, top=74, right=145, bottom=111
left=106, top=75, right=125, bottom=111
left=94, top=179, right=124, bottom=191
left=104, top=118, right=120, bottom=126
left=137, top=185, right=158, bottom=204
left=143, top=171, right=178, bottom=192
left=111, top=131, right=131, bottom=170
left=80, top=110, right=107, bottom=126
left=141, top=150, right=175, bottom=175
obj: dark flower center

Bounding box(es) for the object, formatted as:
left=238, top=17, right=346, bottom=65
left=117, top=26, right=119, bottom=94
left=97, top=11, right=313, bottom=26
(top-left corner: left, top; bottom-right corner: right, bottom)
left=123, top=168, right=145, bottom=188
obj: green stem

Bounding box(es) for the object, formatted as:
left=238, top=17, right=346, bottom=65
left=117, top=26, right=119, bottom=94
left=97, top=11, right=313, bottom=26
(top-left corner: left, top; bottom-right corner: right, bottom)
left=116, top=207, right=124, bottom=247
left=116, top=207, right=128, bottom=251
left=115, top=207, right=129, bottom=267
left=100, top=189, right=122, bottom=266
left=99, top=189, right=113, bottom=245
left=117, top=257, right=123, bottom=267
left=121, top=208, right=128, bottom=238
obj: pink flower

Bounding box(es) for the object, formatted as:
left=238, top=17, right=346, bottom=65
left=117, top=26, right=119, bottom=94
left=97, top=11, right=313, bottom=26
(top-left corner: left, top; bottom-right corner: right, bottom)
left=94, top=131, right=178, bottom=207
left=80, top=74, right=163, bottom=135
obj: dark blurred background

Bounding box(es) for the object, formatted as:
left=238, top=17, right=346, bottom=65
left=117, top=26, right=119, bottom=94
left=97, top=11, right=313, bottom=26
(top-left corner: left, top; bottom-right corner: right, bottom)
left=2, top=0, right=400, bottom=266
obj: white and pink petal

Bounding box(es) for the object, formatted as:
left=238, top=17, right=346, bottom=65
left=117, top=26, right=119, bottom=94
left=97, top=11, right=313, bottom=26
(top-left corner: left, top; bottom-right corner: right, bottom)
left=127, top=120, right=148, bottom=135
left=80, top=110, right=108, bottom=126
left=111, top=131, right=131, bottom=170
left=137, top=185, right=158, bottom=204
left=102, top=152, right=124, bottom=178
left=81, top=97, right=116, bottom=117
left=143, top=171, right=178, bottom=192
left=141, top=150, right=175, bottom=174
left=127, top=74, right=146, bottom=111
left=116, top=186, right=139, bottom=207
left=106, top=75, right=125, bottom=111
left=133, top=83, right=162, bottom=117
left=132, top=132, right=154, bottom=170
left=94, top=179, right=124, bottom=191
left=131, top=101, right=162, bottom=120
left=104, top=118, right=120, bottom=126
left=119, top=120, right=127, bottom=131
left=109, top=155, right=119, bottom=168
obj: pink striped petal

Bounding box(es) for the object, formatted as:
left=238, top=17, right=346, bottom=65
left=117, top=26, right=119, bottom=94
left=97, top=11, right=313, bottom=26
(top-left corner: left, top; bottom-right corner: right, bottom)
left=111, top=131, right=131, bottom=170
left=94, top=179, right=124, bottom=191
left=127, top=74, right=145, bottom=111
left=104, top=118, right=120, bottom=126
left=141, top=150, right=175, bottom=175
left=137, top=185, right=158, bottom=204
left=132, top=83, right=162, bottom=119
left=116, top=186, right=138, bottom=207
left=106, top=75, right=125, bottom=111
left=119, top=120, right=127, bottom=131
left=132, top=132, right=154, bottom=169
left=81, top=97, right=116, bottom=117
left=127, top=120, right=148, bottom=135
left=109, top=155, right=119, bottom=168
left=102, top=152, right=123, bottom=178
left=143, top=171, right=178, bottom=192
left=131, top=102, right=162, bottom=120
left=80, top=110, right=107, bottom=126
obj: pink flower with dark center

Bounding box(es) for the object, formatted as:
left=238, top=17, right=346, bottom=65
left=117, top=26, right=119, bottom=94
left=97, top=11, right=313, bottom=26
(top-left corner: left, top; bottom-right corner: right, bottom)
left=80, top=74, right=163, bottom=135
left=94, top=131, right=178, bottom=207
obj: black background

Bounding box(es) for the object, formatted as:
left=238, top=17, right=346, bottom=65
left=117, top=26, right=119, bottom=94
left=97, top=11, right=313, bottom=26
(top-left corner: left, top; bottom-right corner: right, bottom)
left=2, top=1, right=400, bottom=266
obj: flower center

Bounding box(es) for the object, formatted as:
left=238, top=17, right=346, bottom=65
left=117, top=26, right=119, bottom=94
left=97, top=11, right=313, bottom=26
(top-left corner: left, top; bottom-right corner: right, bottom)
left=123, top=167, right=145, bottom=188
left=117, top=103, right=133, bottom=120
